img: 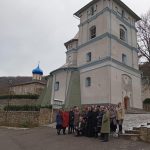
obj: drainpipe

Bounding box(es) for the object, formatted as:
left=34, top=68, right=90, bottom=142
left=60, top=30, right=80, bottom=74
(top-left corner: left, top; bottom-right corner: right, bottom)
left=109, top=2, right=112, bottom=106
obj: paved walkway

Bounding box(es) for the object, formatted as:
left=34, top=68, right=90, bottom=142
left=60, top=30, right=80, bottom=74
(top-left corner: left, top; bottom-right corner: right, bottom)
left=0, top=127, right=149, bottom=150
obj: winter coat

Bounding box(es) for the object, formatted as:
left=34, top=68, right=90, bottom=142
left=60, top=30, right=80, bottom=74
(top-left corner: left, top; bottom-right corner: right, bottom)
left=101, top=111, right=110, bottom=134
left=62, top=111, right=69, bottom=128
left=74, top=111, right=80, bottom=127
left=116, top=107, right=125, bottom=120
left=56, top=112, right=63, bottom=126
left=97, top=111, right=103, bottom=128
left=69, top=111, right=74, bottom=126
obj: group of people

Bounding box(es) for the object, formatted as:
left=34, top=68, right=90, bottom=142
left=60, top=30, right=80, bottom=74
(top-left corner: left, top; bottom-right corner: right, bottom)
left=56, top=102, right=125, bottom=142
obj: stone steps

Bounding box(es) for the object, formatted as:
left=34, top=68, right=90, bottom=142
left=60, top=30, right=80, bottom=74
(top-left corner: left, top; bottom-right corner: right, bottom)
left=125, top=130, right=140, bottom=134
left=119, top=133, right=140, bottom=141
left=126, top=108, right=150, bottom=114
left=133, top=127, right=140, bottom=131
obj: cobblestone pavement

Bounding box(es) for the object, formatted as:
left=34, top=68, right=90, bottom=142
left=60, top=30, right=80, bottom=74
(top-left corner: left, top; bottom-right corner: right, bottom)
left=123, top=114, right=150, bottom=130
left=0, top=127, right=150, bottom=150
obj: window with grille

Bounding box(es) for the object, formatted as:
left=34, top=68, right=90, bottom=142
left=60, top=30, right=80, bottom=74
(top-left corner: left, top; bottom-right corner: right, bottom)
left=120, top=25, right=127, bottom=42
left=90, top=26, right=96, bottom=39
left=86, top=77, right=91, bottom=87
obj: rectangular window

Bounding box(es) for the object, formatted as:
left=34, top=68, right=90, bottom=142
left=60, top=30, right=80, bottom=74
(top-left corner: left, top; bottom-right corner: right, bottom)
left=55, top=82, right=59, bottom=91
left=90, top=26, right=96, bottom=39
left=86, top=77, right=91, bottom=87
left=86, top=52, right=92, bottom=62
left=122, top=10, right=125, bottom=18
left=120, top=29, right=126, bottom=41
left=122, top=54, right=127, bottom=64
left=90, top=6, right=94, bottom=16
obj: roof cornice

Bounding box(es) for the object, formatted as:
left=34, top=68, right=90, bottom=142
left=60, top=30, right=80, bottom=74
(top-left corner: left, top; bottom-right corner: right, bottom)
left=74, top=0, right=140, bottom=21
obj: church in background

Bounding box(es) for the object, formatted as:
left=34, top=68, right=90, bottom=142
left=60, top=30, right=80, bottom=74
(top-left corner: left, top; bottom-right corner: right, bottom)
left=40, top=0, right=142, bottom=109
left=11, top=64, right=46, bottom=96
left=0, top=64, right=46, bottom=107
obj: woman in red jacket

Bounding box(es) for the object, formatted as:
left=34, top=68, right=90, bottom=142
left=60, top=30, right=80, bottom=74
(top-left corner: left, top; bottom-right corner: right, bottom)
left=62, top=110, right=69, bottom=135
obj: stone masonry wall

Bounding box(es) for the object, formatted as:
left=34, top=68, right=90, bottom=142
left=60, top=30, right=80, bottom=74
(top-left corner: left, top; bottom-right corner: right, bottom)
left=140, top=127, right=150, bottom=143
left=0, top=108, right=52, bottom=127
left=143, top=104, right=150, bottom=111
left=39, top=108, right=51, bottom=125
left=0, top=111, right=39, bottom=127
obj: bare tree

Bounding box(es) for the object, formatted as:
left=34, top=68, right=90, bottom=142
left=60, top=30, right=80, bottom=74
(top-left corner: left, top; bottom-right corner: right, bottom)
left=136, top=10, right=150, bottom=63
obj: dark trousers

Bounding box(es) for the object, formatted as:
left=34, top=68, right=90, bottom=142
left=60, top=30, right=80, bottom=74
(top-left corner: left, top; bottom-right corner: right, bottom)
left=118, top=119, right=123, bottom=133
left=119, top=125, right=122, bottom=133
left=101, top=133, right=109, bottom=141
left=63, top=127, right=66, bottom=134
left=56, top=125, right=62, bottom=135
left=68, top=125, right=74, bottom=134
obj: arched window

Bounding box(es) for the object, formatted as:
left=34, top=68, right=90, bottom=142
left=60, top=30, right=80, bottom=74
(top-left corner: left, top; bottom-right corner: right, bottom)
left=90, top=26, right=96, bottom=39
left=120, top=25, right=127, bottom=42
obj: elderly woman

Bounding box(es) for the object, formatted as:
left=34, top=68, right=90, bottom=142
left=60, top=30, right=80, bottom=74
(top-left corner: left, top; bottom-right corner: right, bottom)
left=101, top=107, right=110, bottom=142
left=56, top=109, right=63, bottom=135
left=116, top=102, right=125, bottom=134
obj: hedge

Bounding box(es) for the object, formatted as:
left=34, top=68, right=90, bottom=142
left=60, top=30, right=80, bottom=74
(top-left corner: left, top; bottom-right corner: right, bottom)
left=4, top=105, right=40, bottom=111
left=4, top=105, right=52, bottom=111
left=0, top=94, right=39, bottom=99
left=143, top=98, right=150, bottom=104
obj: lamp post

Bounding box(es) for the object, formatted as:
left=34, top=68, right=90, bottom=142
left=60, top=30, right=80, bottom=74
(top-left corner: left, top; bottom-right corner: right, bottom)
left=6, top=79, right=13, bottom=126
left=8, top=79, right=13, bottom=109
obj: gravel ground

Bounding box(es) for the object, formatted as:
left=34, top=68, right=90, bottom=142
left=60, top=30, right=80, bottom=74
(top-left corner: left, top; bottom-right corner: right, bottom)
left=0, top=127, right=149, bottom=150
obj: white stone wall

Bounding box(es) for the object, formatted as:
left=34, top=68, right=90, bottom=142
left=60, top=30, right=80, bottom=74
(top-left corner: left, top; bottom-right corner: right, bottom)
left=80, top=66, right=110, bottom=104
left=51, top=71, right=71, bottom=104
left=12, top=83, right=45, bottom=95
left=78, top=10, right=109, bottom=46
left=66, top=51, right=77, bottom=66
left=142, top=84, right=150, bottom=101
left=111, top=39, right=133, bottom=67
left=110, top=66, right=142, bottom=108
left=77, top=38, right=109, bottom=67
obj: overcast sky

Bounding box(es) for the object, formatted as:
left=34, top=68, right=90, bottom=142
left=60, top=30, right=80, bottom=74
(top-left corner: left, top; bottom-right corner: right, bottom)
left=0, top=0, right=150, bottom=77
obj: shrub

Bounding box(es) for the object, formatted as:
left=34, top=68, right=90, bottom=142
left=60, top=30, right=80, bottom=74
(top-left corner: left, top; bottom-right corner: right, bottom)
left=143, top=98, right=150, bottom=104
left=3, top=105, right=52, bottom=111
left=4, top=105, right=41, bottom=111
left=40, top=105, right=52, bottom=109
left=0, top=94, right=39, bottom=99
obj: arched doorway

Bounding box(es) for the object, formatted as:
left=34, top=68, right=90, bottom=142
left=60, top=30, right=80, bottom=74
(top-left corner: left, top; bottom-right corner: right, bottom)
left=124, top=96, right=130, bottom=110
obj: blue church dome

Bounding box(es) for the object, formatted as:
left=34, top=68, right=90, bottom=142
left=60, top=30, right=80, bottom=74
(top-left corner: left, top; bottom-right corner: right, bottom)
left=32, top=65, right=43, bottom=75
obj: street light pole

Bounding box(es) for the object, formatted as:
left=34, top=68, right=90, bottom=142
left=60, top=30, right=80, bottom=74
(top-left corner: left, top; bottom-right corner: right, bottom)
left=8, top=79, right=13, bottom=109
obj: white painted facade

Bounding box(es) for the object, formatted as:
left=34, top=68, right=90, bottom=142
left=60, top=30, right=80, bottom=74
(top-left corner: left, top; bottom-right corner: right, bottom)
left=47, top=0, right=142, bottom=109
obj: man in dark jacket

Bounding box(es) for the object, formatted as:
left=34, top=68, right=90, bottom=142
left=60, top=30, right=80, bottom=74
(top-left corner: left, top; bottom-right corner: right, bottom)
left=68, top=108, right=75, bottom=134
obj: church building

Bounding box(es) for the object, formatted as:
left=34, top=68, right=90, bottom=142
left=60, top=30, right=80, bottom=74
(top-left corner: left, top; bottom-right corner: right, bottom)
left=41, top=0, right=142, bottom=109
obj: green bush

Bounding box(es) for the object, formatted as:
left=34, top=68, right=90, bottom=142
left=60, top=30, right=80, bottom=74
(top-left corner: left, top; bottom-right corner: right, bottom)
left=143, top=98, right=150, bottom=104
left=0, top=94, right=39, bottom=99
left=40, top=105, right=52, bottom=109
left=3, top=104, right=52, bottom=111
left=4, top=105, right=40, bottom=111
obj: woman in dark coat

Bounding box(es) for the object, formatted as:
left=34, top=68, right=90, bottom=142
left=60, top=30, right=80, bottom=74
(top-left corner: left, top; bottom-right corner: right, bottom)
left=86, top=107, right=94, bottom=137
left=68, top=108, right=75, bottom=134
left=56, top=109, right=63, bottom=135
